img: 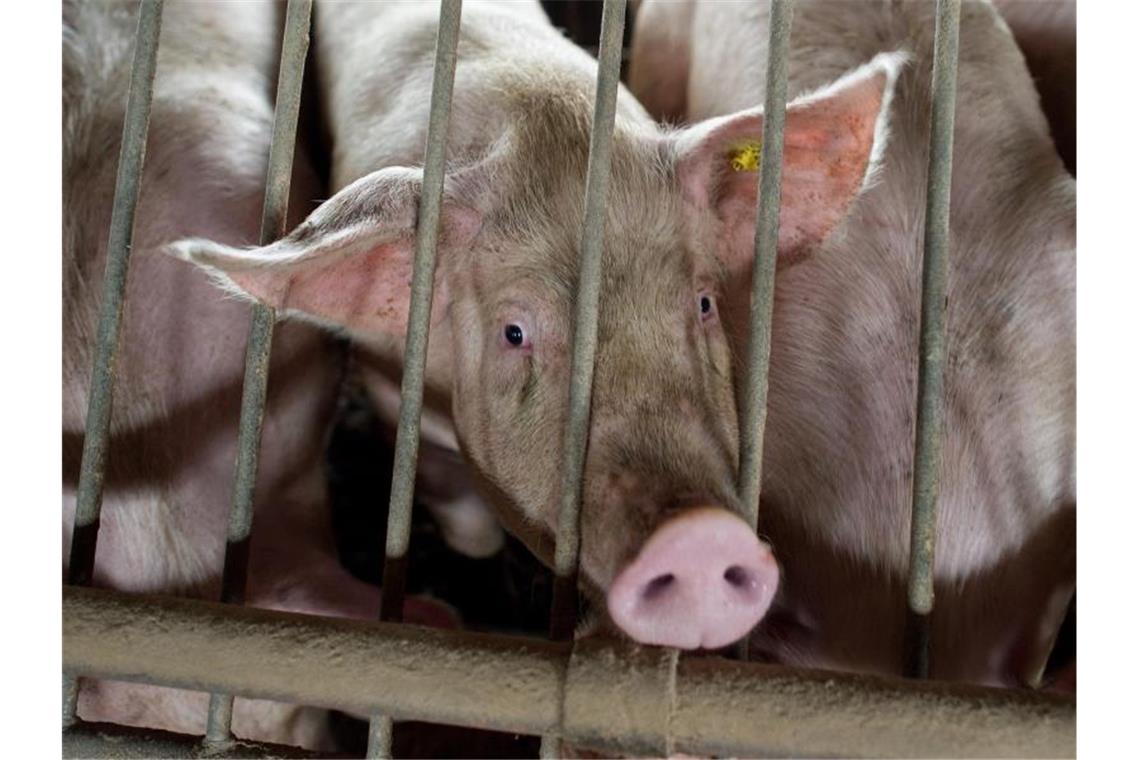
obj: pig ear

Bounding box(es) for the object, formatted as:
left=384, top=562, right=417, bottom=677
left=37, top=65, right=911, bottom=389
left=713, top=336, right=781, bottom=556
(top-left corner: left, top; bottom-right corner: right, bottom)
left=166, top=166, right=482, bottom=337
left=675, top=51, right=907, bottom=267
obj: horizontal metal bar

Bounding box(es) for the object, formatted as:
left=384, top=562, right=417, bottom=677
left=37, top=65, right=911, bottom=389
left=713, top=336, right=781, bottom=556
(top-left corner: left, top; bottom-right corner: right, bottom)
left=64, top=586, right=1075, bottom=758
left=206, top=0, right=315, bottom=745
left=906, top=0, right=962, bottom=679
left=63, top=721, right=322, bottom=759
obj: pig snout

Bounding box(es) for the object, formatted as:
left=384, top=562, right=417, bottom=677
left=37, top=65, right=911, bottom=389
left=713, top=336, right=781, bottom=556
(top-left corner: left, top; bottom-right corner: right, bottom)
left=606, top=507, right=779, bottom=650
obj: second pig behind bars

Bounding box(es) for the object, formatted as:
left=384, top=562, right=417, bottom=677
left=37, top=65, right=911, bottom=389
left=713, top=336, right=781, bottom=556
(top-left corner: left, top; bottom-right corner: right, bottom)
left=630, top=0, right=1075, bottom=685
left=166, top=0, right=1059, bottom=683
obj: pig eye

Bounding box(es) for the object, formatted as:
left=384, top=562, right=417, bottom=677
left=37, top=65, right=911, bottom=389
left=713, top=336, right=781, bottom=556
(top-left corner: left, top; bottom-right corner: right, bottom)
left=698, top=293, right=716, bottom=322
left=504, top=323, right=527, bottom=347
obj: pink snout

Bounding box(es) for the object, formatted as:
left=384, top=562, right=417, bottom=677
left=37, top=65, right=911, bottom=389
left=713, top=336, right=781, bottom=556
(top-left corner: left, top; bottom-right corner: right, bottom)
left=606, top=507, right=779, bottom=650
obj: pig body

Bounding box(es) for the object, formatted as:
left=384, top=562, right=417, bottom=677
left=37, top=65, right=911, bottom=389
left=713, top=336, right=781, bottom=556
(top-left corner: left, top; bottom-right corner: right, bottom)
left=631, top=0, right=1075, bottom=684
left=62, top=1, right=434, bottom=748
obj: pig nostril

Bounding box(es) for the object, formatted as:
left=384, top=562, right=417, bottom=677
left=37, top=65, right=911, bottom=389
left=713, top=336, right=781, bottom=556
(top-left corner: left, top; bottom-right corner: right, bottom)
left=642, top=573, right=675, bottom=601
left=723, top=565, right=755, bottom=590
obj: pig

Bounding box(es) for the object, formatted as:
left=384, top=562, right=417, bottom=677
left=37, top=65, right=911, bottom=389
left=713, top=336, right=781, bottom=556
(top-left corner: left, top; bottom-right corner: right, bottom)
left=63, top=0, right=449, bottom=749
left=992, top=0, right=1076, bottom=174
left=629, top=0, right=1075, bottom=685
left=170, top=0, right=903, bottom=654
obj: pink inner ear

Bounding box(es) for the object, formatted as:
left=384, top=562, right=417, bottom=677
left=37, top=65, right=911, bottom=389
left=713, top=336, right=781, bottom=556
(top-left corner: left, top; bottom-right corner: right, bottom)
left=682, top=66, right=888, bottom=269
left=227, top=239, right=444, bottom=337
left=287, top=242, right=416, bottom=334
left=776, top=70, right=887, bottom=257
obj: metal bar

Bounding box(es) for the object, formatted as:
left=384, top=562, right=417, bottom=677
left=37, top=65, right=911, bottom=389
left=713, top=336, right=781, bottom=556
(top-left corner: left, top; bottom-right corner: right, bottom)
left=64, top=721, right=322, bottom=759
left=62, top=674, right=80, bottom=730
left=549, top=0, right=628, bottom=643
left=63, top=0, right=165, bottom=727
left=64, top=586, right=1076, bottom=759
left=537, top=731, right=560, bottom=760
left=732, top=0, right=793, bottom=664
left=203, top=0, right=314, bottom=745
left=368, top=1, right=464, bottom=756
left=904, top=0, right=961, bottom=679
left=66, top=0, right=164, bottom=592
left=736, top=0, right=793, bottom=532
left=366, top=716, right=394, bottom=760
left=543, top=3, right=627, bottom=755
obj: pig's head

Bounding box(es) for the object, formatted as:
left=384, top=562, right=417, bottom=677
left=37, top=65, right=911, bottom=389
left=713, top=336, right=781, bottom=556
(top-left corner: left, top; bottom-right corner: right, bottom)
left=169, top=52, right=903, bottom=650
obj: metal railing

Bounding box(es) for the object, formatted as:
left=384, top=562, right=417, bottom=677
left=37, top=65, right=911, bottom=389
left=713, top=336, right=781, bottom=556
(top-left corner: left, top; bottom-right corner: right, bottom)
left=65, top=586, right=1075, bottom=758
left=62, top=0, right=1072, bottom=757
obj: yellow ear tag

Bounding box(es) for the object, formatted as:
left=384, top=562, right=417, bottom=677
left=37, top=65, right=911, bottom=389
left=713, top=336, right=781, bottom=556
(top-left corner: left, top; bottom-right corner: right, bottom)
left=730, top=141, right=762, bottom=172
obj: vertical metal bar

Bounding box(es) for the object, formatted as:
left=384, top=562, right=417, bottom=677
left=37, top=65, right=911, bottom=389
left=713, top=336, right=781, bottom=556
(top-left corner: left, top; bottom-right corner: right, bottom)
left=733, top=0, right=794, bottom=663
left=904, top=0, right=961, bottom=679
left=62, top=674, right=80, bottom=731
left=63, top=0, right=165, bottom=727
left=366, top=1, right=464, bottom=757
left=201, top=0, right=313, bottom=745
left=538, top=732, right=560, bottom=760
left=548, top=0, right=628, bottom=646
left=66, top=0, right=164, bottom=591
left=736, top=0, right=793, bottom=538
left=366, top=715, right=394, bottom=760
left=542, top=1, right=627, bottom=756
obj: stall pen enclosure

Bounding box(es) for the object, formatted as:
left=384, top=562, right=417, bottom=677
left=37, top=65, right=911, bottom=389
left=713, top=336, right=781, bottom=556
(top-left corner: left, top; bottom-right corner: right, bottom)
left=61, top=0, right=1076, bottom=758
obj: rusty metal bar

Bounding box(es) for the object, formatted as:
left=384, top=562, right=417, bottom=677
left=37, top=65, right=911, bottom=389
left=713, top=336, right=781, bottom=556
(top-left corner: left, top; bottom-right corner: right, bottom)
left=369, top=1, right=464, bottom=756
left=202, top=0, right=314, bottom=746
left=64, top=586, right=1076, bottom=759
left=905, top=0, right=962, bottom=679
left=64, top=721, right=321, bottom=759
left=736, top=0, right=793, bottom=535
left=63, top=0, right=165, bottom=727
left=543, top=2, right=627, bottom=755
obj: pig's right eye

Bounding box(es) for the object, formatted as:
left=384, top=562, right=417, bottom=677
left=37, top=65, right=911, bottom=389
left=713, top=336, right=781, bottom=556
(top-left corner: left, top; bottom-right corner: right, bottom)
left=503, top=323, right=527, bottom=347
